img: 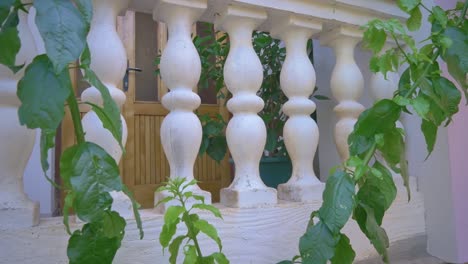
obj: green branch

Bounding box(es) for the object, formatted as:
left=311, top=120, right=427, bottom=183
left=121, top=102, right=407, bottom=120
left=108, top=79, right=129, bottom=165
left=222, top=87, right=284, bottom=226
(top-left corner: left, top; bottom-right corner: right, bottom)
left=67, top=92, right=85, bottom=144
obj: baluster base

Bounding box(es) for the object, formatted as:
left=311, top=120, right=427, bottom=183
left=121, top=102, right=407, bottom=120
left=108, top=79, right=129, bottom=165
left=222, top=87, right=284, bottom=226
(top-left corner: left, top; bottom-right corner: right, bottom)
left=0, top=200, right=39, bottom=229
left=220, top=187, right=277, bottom=208
left=278, top=182, right=324, bottom=203
left=154, top=188, right=211, bottom=214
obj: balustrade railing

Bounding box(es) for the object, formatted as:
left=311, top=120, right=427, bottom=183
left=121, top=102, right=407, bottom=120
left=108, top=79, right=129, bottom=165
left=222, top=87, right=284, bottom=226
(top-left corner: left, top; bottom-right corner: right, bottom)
left=0, top=0, right=407, bottom=222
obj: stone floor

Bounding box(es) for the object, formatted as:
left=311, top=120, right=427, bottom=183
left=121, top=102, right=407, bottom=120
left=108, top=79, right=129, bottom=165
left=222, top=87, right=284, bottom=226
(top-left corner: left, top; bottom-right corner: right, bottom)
left=358, top=235, right=446, bottom=264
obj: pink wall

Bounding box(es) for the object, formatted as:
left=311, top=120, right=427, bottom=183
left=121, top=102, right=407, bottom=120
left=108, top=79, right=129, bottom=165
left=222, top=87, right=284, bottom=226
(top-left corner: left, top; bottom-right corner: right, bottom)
left=436, top=0, right=468, bottom=260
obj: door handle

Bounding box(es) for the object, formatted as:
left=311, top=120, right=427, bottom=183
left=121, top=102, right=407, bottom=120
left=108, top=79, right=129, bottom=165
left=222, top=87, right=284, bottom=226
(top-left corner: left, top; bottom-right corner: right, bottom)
left=123, top=61, right=142, bottom=92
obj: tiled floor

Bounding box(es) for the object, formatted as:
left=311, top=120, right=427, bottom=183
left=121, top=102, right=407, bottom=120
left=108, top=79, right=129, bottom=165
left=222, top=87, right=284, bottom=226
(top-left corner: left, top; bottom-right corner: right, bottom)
left=357, top=235, right=446, bottom=264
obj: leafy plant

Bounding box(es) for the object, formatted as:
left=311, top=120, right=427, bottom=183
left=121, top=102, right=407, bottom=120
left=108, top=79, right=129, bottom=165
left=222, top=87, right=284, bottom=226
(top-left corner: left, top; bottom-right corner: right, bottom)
left=280, top=1, right=468, bottom=263
left=157, top=178, right=229, bottom=264
left=1, top=1, right=143, bottom=263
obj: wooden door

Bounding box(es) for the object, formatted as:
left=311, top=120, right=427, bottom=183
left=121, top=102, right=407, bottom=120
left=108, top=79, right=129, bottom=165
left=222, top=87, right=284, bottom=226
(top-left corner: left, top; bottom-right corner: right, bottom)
left=116, top=11, right=231, bottom=208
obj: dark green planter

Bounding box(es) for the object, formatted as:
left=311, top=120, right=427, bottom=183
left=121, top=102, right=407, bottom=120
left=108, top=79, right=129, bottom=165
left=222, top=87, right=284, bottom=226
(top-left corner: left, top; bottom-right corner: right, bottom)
left=259, top=156, right=292, bottom=189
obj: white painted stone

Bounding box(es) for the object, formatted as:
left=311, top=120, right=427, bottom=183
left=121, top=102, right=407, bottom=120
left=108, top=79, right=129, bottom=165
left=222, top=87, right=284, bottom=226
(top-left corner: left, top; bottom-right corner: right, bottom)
left=320, top=26, right=365, bottom=161
left=270, top=16, right=325, bottom=202
left=0, top=181, right=425, bottom=263
left=0, top=7, right=39, bottom=228
left=152, top=0, right=211, bottom=211
left=216, top=6, right=276, bottom=208
left=80, top=0, right=133, bottom=218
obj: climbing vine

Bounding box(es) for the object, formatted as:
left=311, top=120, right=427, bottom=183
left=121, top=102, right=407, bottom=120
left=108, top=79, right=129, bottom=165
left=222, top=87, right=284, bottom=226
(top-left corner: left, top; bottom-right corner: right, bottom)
left=280, top=1, right=468, bottom=263
left=1, top=1, right=142, bottom=263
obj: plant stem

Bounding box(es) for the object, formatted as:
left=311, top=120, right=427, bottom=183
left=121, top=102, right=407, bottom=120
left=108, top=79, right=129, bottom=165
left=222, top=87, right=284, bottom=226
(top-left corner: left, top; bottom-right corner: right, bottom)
left=67, top=93, right=85, bottom=144
left=178, top=193, right=204, bottom=259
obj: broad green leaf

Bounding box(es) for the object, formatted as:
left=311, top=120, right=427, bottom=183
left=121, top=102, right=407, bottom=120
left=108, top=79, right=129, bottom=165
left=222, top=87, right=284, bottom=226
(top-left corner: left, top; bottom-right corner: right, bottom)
left=17, top=54, right=71, bottom=129
left=429, top=6, right=448, bottom=28
left=442, top=26, right=468, bottom=101
left=160, top=219, right=180, bottom=248
left=192, top=204, right=223, bottom=219
left=411, top=95, right=430, bottom=119
left=67, top=223, right=122, bottom=264
left=407, top=7, right=422, bottom=31
left=102, top=211, right=126, bottom=239
left=431, top=77, right=461, bottom=117
left=299, top=221, right=337, bottom=264
left=357, top=162, right=397, bottom=224
left=207, top=136, right=227, bottom=163
left=399, top=139, right=411, bottom=201
left=398, top=68, right=412, bottom=97
left=60, top=142, right=122, bottom=222
left=319, top=170, right=355, bottom=234
left=83, top=68, right=124, bottom=150
left=18, top=55, right=71, bottom=172
left=168, top=235, right=186, bottom=264
left=34, top=0, right=88, bottom=72
left=183, top=245, right=198, bottom=264
left=397, top=0, right=420, bottom=13
left=0, top=0, right=14, bottom=23
left=331, top=234, right=355, bottom=264
left=63, top=192, right=75, bottom=235
left=354, top=204, right=390, bottom=263
left=421, top=119, right=438, bottom=156
left=265, top=130, right=279, bottom=152
left=194, top=219, right=222, bottom=250
left=122, top=186, right=144, bottom=239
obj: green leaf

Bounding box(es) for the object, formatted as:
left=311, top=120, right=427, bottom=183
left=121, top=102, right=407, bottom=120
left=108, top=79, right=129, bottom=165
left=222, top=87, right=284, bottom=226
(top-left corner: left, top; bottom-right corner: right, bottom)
left=399, top=138, right=411, bottom=201
left=331, top=234, right=355, bottom=264
left=194, top=219, right=222, bottom=250
left=411, top=95, right=430, bottom=118
left=102, top=211, right=126, bottom=239
left=210, top=252, right=229, bottom=264
left=431, top=77, right=461, bottom=117
left=0, top=0, right=14, bottom=22
left=319, top=170, right=355, bottom=234
left=407, top=7, right=422, bottom=31
left=67, top=223, right=122, bottom=264
left=354, top=204, right=390, bottom=263
left=429, top=6, right=448, bottom=28
left=363, top=26, right=387, bottom=54
left=183, top=245, right=198, bottom=264
left=0, top=11, right=20, bottom=72
left=299, top=221, right=338, bottom=264
left=18, top=55, right=71, bottom=172
left=165, top=206, right=185, bottom=224
left=122, top=185, right=144, bottom=239
left=60, top=142, right=122, bottom=222
left=206, top=136, right=227, bottom=163
left=160, top=219, right=180, bottom=248
left=192, top=204, right=223, bottom=219
left=265, top=130, right=279, bottom=152
left=17, top=54, right=71, bottom=130
left=82, top=68, right=124, bottom=150
left=379, top=128, right=404, bottom=166
left=168, top=235, right=186, bottom=264
left=421, top=119, right=438, bottom=156
left=74, top=0, right=93, bottom=27
left=34, top=0, right=88, bottom=73
left=442, top=26, right=468, bottom=100
left=397, top=0, right=420, bottom=13
left=357, top=162, right=397, bottom=224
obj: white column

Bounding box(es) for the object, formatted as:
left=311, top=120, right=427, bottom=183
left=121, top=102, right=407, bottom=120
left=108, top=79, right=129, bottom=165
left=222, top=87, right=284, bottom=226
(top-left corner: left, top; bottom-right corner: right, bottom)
left=153, top=0, right=211, bottom=211
left=0, top=8, right=39, bottom=228
left=270, top=16, right=324, bottom=202
left=320, top=27, right=365, bottom=161
left=216, top=6, right=277, bottom=208
left=81, top=0, right=132, bottom=218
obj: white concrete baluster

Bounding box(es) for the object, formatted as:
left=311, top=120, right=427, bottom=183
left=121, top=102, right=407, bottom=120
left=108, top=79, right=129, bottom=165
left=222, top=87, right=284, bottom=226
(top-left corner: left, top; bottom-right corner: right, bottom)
left=320, top=27, right=365, bottom=161
left=216, top=6, right=277, bottom=208
left=271, top=17, right=324, bottom=202
left=153, top=0, right=211, bottom=211
left=81, top=0, right=132, bottom=218
left=0, top=8, right=39, bottom=228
